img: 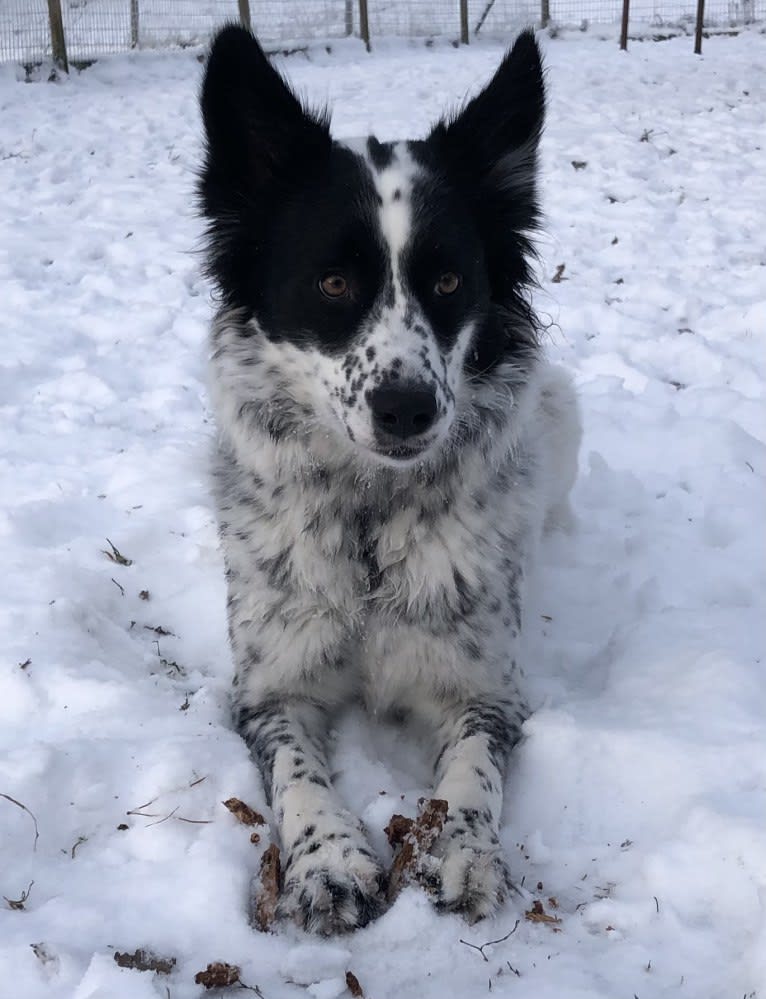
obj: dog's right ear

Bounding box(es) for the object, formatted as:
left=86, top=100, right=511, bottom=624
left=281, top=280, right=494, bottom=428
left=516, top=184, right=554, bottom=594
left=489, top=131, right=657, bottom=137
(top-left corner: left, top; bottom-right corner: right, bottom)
left=200, top=25, right=331, bottom=202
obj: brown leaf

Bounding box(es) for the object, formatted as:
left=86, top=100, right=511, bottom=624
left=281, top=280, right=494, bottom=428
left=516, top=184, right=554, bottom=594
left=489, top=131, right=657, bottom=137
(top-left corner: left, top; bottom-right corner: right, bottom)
left=571, top=160, right=588, bottom=170
left=114, top=949, right=176, bottom=974
left=194, top=962, right=241, bottom=988
left=384, top=814, right=414, bottom=848
left=551, top=264, right=567, bottom=283
left=254, top=843, right=281, bottom=931
left=346, top=970, right=365, bottom=997
left=525, top=899, right=562, bottom=928
left=223, top=798, right=266, bottom=827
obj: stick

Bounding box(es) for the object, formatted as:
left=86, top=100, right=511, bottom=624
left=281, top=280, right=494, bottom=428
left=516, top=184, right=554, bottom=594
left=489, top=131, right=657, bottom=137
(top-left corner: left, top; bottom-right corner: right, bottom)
left=1, top=793, right=39, bottom=851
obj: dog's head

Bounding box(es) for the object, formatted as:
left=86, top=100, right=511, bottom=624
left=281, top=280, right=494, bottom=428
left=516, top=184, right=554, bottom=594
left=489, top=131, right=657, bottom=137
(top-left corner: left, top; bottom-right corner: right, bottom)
left=200, top=27, right=545, bottom=468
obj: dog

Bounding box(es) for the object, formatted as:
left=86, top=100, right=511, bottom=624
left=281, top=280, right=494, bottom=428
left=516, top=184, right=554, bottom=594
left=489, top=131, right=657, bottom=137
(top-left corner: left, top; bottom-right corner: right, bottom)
left=198, top=24, right=580, bottom=934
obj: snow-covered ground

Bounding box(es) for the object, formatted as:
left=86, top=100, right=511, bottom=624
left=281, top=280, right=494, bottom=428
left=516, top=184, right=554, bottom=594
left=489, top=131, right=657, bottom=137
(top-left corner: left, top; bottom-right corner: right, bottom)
left=1, top=30, right=765, bottom=999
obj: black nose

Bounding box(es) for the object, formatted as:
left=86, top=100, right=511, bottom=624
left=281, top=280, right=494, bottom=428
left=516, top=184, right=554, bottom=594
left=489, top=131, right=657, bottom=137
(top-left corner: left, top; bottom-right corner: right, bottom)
left=369, top=382, right=438, bottom=440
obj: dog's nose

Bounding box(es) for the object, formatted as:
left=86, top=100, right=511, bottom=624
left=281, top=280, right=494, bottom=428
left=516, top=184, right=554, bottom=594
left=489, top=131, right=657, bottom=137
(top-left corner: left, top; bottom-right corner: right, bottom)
left=370, top=382, right=438, bottom=440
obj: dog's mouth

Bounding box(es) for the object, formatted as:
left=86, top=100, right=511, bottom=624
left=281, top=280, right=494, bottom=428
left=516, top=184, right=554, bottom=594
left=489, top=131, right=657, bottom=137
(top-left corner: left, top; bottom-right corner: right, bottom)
left=377, top=442, right=428, bottom=462
left=364, top=432, right=442, bottom=467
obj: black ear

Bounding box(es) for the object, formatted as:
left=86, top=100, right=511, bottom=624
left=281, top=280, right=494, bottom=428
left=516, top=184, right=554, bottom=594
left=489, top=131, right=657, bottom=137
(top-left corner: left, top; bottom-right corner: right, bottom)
left=199, top=24, right=331, bottom=206
left=429, top=30, right=545, bottom=212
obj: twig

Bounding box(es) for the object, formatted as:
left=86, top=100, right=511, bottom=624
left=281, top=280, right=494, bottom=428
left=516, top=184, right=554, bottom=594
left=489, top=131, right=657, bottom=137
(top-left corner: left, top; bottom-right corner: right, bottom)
left=126, top=776, right=212, bottom=824
left=111, top=577, right=125, bottom=596
left=459, top=920, right=520, bottom=961
left=71, top=835, right=88, bottom=859
left=1, top=793, right=39, bottom=851
left=103, top=538, right=133, bottom=566
left=146, top=807, right=179, bottom=827
left=474, top=0, right=497, bottom=34
left=127, top=796, right=160, bottom=817
left=4, top=880, right=34, bottom=910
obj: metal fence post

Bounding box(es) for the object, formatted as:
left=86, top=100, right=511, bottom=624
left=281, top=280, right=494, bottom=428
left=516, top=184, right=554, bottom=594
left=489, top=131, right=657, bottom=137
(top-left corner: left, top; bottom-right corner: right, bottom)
left=130, top=0, right=139, bottom=48
left=474, top=1, right=496, bottom=36
left=694, top=0, right=705, bottom=52
left=619, top=0, right=630, bottom=49
left=460, top=0, right=469, bottom=43
left=238, top=0, right=252, bottom=32
left=46, top=0, right=68, bottom=71
left=359, top=0, right=370, bottom=51
left=345, top=0, right=354, bottom=35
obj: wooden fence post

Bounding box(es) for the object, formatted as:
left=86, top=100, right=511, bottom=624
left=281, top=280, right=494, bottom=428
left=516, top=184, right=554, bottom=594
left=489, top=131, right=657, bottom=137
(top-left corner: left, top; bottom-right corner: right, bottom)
left=694, top=0, right=705, bottom=53
left=130, top=0, right=139, bottom=48
left=619, top=0, right=630, bottom=49
left=345, top=0, right=354, bottom=35
left=359, top=0, right=370, bottom=51
left=238, top=0, right=252, bottom=32
left=541, top=0, right=551, bottom=28
left=46, top=0, right=68, bottom=71
left=460, top=0, right=469, bottom=43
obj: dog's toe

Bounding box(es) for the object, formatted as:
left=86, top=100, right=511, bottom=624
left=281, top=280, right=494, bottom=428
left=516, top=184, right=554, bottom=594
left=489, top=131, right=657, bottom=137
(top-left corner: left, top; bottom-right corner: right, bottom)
left=426, top=828, right=511, bottom=923
left=278, top=846, right=386, bottom=935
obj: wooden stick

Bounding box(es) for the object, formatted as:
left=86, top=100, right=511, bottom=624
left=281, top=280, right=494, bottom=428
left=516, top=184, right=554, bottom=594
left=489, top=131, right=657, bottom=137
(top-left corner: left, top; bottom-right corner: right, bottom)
left=238, top=0, right=251, bottom=33
left=47, top=0, right=68, bottom=72
left=619, top=0, right=630, bottom=50
left=694, top=0, right=705, bottom=53
left=359, top=0, right=370, bottom=51
left=130, top=0, right=139, bottom=49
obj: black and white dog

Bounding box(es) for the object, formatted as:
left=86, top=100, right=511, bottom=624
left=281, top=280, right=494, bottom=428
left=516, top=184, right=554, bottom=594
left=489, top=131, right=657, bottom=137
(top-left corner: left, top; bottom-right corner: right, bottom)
left=199, top=25, right=580, bottom=934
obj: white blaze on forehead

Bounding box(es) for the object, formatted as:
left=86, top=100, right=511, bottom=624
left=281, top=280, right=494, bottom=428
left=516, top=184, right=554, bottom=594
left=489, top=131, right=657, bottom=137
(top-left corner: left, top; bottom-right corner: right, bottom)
left=371, top=142, right=418, bottom=292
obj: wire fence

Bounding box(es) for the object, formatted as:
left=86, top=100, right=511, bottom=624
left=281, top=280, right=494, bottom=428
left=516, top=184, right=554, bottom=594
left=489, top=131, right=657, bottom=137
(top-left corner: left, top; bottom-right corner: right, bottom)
left=0, top=0, right=762, bottom=65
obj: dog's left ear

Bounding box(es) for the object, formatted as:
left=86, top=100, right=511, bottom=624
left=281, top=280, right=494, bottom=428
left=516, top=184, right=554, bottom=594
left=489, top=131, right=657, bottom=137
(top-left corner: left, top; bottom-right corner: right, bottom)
left=429, top=30, right=545, bottom=211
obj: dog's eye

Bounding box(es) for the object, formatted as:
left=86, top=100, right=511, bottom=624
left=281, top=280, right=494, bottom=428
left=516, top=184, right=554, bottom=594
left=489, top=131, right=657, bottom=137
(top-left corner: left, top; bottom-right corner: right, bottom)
left=319, top=274, right=349, bottom=299
left=435, top=272, right=461, bottom=296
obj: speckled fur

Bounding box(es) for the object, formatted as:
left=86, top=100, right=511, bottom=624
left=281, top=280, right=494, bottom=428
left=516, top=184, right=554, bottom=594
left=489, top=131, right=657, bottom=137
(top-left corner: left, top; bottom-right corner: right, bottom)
left=200, top=26, right=581, bottom=933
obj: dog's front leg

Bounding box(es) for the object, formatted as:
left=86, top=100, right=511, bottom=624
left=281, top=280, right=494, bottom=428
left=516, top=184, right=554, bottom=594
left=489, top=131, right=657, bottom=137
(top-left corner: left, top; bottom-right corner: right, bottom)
left=237, top=696, right=384, bottom=934
left=426, top=697, right=526, bottom=922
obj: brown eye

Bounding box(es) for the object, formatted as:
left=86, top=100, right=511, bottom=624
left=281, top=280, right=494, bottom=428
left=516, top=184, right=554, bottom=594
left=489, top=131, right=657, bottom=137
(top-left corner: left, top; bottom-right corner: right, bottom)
left=436, top=272, right=461, bottom=296
left=319, top=274, right=348, bottom=299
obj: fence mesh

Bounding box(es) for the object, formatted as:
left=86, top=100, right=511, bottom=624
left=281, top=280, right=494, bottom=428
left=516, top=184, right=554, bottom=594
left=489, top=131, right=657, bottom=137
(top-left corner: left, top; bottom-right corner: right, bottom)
left=0, top=0, right=50, bottom=63
left=0, top=0, right=762, bottom=64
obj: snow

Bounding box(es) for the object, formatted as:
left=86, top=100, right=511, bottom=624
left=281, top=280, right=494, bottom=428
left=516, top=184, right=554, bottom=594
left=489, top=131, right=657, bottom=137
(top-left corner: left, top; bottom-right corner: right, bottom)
left=1, top=29, right=765, bottom=999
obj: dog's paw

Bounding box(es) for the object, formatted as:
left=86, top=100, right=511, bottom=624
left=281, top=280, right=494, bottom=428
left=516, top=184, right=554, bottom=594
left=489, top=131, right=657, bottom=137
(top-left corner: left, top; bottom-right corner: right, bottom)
left=427, top=814, right=511, bottom=922
left=279, top=834, right=386, bottom=935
